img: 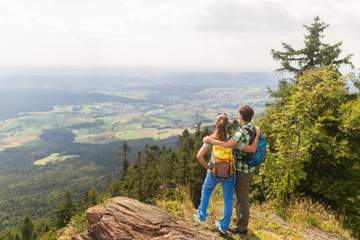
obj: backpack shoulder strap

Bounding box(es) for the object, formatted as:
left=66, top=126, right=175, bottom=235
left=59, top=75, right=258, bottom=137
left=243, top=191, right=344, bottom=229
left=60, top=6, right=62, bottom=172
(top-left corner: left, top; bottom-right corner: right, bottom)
left=241, top=125, right=256, bottom=144
left=227, top=134, right=232, bottom=141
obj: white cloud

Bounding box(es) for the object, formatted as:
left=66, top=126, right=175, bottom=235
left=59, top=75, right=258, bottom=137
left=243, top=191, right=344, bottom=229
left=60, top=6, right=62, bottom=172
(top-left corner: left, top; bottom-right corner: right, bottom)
left=196, top=1, right=300, bottom=32
left=0, top=0, right=358, bottom=71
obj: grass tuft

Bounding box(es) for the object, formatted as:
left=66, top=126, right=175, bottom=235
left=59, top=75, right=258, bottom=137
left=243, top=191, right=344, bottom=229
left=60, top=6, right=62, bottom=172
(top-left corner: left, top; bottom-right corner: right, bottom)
left=156, top=185, right=194, bottom=221
left=285, top=198, right=352, bottom=238
left=57, top=212, right=88, bottom=240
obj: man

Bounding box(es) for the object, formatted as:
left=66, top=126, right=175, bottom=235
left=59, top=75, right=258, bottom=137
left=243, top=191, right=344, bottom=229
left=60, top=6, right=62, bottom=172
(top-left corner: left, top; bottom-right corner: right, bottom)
left=204, top=105, right=258, bottom=236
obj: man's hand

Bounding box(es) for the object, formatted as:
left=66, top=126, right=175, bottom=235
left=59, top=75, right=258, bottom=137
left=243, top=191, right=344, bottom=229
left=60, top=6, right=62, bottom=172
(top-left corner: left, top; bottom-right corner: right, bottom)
left=256, top=127, right=261, bottom=135
left=203, top=136, right=212, bottom=144
left=240, top=126, right=261, bottom=153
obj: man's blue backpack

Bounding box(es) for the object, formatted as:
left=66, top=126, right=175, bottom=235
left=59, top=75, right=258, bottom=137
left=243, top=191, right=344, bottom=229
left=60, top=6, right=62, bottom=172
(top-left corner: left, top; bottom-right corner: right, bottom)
left=245, top=134, right=267, bottom=167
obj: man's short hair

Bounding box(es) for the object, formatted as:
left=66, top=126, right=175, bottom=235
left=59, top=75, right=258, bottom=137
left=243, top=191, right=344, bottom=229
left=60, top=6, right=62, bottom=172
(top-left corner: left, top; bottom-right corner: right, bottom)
left=238, top=105, right=254, bottom=122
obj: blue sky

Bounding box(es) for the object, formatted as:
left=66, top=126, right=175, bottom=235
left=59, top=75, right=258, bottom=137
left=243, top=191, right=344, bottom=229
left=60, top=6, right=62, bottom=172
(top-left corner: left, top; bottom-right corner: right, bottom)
left=0, top=0, right=359, bottom=71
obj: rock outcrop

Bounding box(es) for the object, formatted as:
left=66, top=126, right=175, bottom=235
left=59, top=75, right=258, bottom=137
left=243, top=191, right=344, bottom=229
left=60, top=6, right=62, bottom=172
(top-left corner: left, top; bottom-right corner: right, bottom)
left=72, top=197, right=217, bottom=240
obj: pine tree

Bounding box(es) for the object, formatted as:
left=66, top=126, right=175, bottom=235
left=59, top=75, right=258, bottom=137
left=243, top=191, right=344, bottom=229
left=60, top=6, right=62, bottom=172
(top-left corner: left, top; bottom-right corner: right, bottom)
left=109, top=181, right=121, bottom=197
left=177, top=129, right=193, bottom=185
left=55, top=190, right=75, bottom=228
left=120, top=141, right=129, bottom=178
left=124, top=151, right=144, bottom=200
left=108, top=141, right=131, bottom=197
left=31, top=232, right=37, bottom=240
left=82, top=188, right=97, bottom=209
left=195, top=122, right=202, bottom=138
left=353, top=75, right=360, bottom=90
left=21, top=217, right=33, bottom=240
left=271, top=16, right=353, bottom=75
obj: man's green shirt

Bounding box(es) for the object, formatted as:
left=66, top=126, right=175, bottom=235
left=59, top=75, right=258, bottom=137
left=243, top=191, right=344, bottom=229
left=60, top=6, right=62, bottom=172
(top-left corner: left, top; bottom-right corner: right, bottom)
left=233, top=121, right=256, bottom=173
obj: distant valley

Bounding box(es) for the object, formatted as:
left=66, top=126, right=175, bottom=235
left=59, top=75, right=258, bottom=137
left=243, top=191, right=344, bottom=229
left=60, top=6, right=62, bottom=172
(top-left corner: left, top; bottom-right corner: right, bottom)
left=0, top=68, right=277, bottom=230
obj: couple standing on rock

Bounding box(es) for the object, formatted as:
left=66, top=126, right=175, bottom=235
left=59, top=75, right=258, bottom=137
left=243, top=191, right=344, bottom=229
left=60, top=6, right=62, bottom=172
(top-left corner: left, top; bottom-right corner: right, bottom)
left=194, top=105, right=261, bottom=237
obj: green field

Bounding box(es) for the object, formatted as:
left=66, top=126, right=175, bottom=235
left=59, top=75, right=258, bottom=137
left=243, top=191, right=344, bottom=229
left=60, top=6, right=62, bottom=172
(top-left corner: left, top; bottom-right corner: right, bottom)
left=33, top=153, right=79, bottom=165
left=0, top=103, right=198, bottom=149
left=0, top=87, right=268, bottom=151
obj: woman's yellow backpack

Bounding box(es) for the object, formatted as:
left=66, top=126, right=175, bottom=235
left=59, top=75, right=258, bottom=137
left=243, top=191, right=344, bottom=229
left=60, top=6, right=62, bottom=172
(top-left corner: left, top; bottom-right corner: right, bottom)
left=211, top=145, right=234, bottom=178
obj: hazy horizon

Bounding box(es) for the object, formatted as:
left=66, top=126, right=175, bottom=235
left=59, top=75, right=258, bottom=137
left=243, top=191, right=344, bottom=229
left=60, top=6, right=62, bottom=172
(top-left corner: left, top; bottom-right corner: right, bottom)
left=1, top=0, right=359, bottom=71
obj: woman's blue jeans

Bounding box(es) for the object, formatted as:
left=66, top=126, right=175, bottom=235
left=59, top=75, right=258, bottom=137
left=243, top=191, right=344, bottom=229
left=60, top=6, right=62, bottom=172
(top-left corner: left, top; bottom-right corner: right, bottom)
left=196, top=169, right=235, bottom=231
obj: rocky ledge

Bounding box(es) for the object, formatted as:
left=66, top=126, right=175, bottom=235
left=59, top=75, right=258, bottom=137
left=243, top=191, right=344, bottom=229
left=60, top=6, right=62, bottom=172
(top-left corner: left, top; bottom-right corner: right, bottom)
left=71, top=197, right=217, bottom=240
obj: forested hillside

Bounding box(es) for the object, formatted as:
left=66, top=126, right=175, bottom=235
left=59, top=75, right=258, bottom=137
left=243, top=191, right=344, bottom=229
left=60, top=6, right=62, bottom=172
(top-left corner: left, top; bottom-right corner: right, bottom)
left=0, top=134, right=177, bottom=231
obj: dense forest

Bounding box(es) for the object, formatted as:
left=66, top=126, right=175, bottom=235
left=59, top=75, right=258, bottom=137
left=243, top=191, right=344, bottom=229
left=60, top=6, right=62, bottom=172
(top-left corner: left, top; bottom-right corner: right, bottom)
left=0, top=17, right=359, bottom=239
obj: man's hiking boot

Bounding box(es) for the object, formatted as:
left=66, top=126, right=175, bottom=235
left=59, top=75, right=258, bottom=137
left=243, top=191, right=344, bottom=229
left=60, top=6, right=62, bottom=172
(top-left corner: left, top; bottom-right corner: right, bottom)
left=229, top=227, right=248, bottom=235
left=238, top=229, right=248, bottom=236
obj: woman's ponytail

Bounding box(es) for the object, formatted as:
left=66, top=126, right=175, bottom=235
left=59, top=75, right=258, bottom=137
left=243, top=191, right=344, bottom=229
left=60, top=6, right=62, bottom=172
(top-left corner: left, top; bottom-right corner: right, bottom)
left=211, top=114, right=229, bottom=141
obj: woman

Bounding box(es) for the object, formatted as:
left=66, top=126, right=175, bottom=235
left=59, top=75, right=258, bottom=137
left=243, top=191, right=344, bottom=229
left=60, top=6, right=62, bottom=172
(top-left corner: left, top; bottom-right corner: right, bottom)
left=194, top=113, right=259, bottom=234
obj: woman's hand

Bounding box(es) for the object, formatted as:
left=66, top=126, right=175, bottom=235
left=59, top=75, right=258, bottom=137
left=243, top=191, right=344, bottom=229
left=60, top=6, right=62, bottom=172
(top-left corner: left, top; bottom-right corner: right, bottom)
left=197, top=145, right=211, bottom=169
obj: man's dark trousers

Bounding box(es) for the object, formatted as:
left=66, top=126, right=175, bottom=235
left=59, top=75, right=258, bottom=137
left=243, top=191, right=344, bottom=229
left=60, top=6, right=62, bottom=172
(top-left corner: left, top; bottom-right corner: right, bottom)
left=235, top=172, right=254, bottom=232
